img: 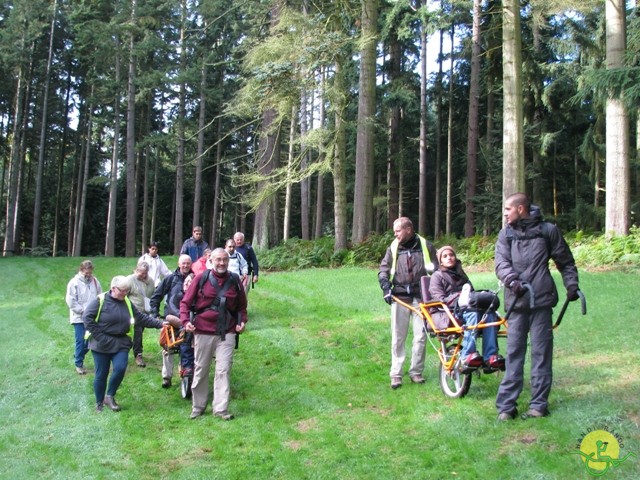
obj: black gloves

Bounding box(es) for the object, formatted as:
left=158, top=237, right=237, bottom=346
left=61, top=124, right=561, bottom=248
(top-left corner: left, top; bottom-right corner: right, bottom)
left=567, top=285, right=580, bottom=302
left=381, top=282, right=393, bottom=305
left=383, top=289, right=393, bottom=305
left=509, top=280, right=527, bottom=298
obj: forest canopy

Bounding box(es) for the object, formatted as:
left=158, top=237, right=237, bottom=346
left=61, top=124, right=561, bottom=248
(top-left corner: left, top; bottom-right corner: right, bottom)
left=0, top=0, right=638, bottom=257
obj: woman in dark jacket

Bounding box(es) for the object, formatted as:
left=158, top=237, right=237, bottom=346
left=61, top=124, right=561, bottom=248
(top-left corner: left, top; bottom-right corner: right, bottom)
left=429, top=246, right=503, bottom=372
left=83, top=275, right=178, bottom=412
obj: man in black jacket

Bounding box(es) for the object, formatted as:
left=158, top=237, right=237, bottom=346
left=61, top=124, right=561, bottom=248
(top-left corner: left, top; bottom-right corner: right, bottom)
left=494, top=193, right=580, bottom=421
left=150, top=255, right=193, bottom=318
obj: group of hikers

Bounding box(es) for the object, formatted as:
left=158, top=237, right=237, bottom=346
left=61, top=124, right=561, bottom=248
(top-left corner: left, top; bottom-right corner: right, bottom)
left=378, top=193, right=580, bottom=421
left=65, top=192, right=580, bottom=422
left=65, top=229, right=258, bottom=419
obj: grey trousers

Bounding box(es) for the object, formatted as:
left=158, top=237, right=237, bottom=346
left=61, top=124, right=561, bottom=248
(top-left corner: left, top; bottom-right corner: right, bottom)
left=496, top=307, right=553, bottom=413
left=390, top=298, right=427, bottom=378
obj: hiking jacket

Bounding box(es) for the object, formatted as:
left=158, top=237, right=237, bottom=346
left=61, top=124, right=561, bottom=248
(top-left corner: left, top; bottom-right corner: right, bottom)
left=429, top=261, right=472, bottom=308
left=228, top=251, right=248, bottom=277
left=127, top=274, right=155, bottom=313
left=495, top=209, right=579, bottom=311
left=428, top=262, right=471, bottom=330
left=378, top=234, right=438, bottom=300
left=180, top=237, right=210, bottom=263
left=83, top=292, right=163, bottom=354
left=180, top=270, right=248, bottom=335
left=66, top=273, right=102, bottom=324
left=138, top=253, right=172, bottom=287
left=235, top=243, right=259, bottom=276
left=150, top=268, right=191, bottom=317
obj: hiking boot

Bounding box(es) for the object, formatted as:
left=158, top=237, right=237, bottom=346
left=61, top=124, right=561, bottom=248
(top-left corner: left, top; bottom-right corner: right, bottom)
left=135, top=355, right=146, bottom=367
left=75, top=366, right=87, bottom=375
left=486, top=355, right=505, bottom=371
left=96, top=402, right=104, bottom=412
left=459, top=352, right=483, bottom=372
left=497, top=409, right=518, bottom=421
left=409, top=374, right=426, bottom=384
left=104, top=395, right=121, bottom=412
left=214, top=411, right=234, bottom=421
left=190, top=409, right=204, bottom=420
left=521, top=408, right=550, bottom=419
left=391, top=376, right=402, bottom=389
left=162, top=378, right=172, bottom=389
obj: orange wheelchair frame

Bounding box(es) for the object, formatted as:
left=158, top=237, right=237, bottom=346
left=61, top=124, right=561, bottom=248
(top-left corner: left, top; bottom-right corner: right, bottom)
left=393, top=276, right=586, bottom=398
left=393, top=277, right=507, bottom=398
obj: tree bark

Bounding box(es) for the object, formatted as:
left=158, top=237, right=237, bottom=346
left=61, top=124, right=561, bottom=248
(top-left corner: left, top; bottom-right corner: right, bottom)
left=446, top=23, right=454, bottom=236
left=464, top=0, right=481, bottom=237
left=125, top=0, right=138, bottom=257
left=105, top=37, right=121, bottom=257
left=502, top=0, right=525, bottom=205
left=32, top=0, right=58, bottom=250
left=351, top=0, right=378, bottom=243
left=173, top=0, right=188, bottom=253
left=386, top=26, right=401, bottom=229
left=333, top=59, right=348, bottom=251
left=605, top=0, right=629, bottom=235
left=418, top=1, right=428, bottom=236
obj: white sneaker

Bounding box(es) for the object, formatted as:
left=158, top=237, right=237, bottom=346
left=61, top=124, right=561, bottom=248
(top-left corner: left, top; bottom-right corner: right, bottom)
left=458, top=283, right=471, bottom=308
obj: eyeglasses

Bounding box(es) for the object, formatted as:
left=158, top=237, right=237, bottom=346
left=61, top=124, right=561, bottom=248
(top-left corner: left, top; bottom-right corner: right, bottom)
left=114, top=286, right=129, bottom=294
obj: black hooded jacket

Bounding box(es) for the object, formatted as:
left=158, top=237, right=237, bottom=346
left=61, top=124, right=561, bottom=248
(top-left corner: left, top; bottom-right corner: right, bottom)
left=495, top=207, right=579, bottom=311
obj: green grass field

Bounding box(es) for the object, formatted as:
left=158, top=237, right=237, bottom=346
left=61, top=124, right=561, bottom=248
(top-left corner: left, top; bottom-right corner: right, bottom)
left=0, top=257, right=638, bottom=479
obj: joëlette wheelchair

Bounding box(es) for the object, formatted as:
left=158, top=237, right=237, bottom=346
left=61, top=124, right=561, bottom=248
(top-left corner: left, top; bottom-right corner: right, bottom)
left=159, top=320, right=195, bottom=399
left=392, top=276, right=586, bottom=398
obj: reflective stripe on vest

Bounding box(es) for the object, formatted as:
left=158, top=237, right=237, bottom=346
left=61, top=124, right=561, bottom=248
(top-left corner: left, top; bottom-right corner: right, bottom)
left=84, top=293, right=135, bottom=340
left=389, top=235, right=431, bottom=283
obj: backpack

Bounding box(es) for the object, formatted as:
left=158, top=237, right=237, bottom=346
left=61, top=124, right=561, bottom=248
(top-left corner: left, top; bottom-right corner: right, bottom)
left=505, top=221, right=552, bottom=255
left=193, top=269, right=242, bottom=342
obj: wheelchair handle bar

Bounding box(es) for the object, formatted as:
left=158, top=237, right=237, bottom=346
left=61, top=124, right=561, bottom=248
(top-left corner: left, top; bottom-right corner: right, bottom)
left=554, top=289, right=587, bottom=328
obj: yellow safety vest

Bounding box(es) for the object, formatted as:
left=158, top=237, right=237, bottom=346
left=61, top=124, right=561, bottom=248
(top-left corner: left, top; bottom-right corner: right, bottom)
left=85, top=293, right=134, bottom=340
left=389, top=235, right=432, bottom=283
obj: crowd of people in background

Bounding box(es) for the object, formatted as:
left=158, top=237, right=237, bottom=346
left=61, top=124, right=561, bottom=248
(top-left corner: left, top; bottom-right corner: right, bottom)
left=66, top=229, right=258, bottom=420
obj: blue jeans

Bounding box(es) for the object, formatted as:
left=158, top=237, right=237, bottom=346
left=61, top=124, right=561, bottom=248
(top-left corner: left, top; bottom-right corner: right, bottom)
left=459, top=310, right=498, bottom=360
left=92, top=350, right=129, bottom=403
left=73, top=323, right=88, bottom=367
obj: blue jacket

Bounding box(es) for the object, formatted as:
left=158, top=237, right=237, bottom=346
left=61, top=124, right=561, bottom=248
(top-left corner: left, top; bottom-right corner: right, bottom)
left=180, top=237, right=209, bottom=263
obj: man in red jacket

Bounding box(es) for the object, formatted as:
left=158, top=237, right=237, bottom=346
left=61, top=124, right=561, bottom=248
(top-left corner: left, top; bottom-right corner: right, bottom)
left=181, top=248, right=248, bottom=420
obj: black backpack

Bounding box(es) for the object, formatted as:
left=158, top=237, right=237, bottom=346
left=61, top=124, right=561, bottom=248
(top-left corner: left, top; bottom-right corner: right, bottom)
left=192, top=269, right=242, bottom=342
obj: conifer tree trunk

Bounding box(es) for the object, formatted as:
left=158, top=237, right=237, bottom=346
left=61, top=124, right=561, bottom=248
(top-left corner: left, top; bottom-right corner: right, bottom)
left=351, top=0, right=378, bottom=243
left=502, top=0, right=525, bottom=202
left=193, top=54, right=207, bottom=229
left=105, top=38, right=121, bottom=257
left=333, top=59, right=348, bottom=251
left=125, top=0, right=138, bottom=257
left=73, top=99, right=93, bottom=257
left=464, top=0, right=481, bottom=237
left=32, top=0, right=58, bottom=250
left=418, top=0, right=429, bottom=236
left=173, top=0, right=188, bottom=253
left=386, top=26, right=401, bottom=229
left=254, top=1, right=283, bottom=249
left=446, top=23, right=454, bottom=236
left=605, top=0, right=630, bottom=235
